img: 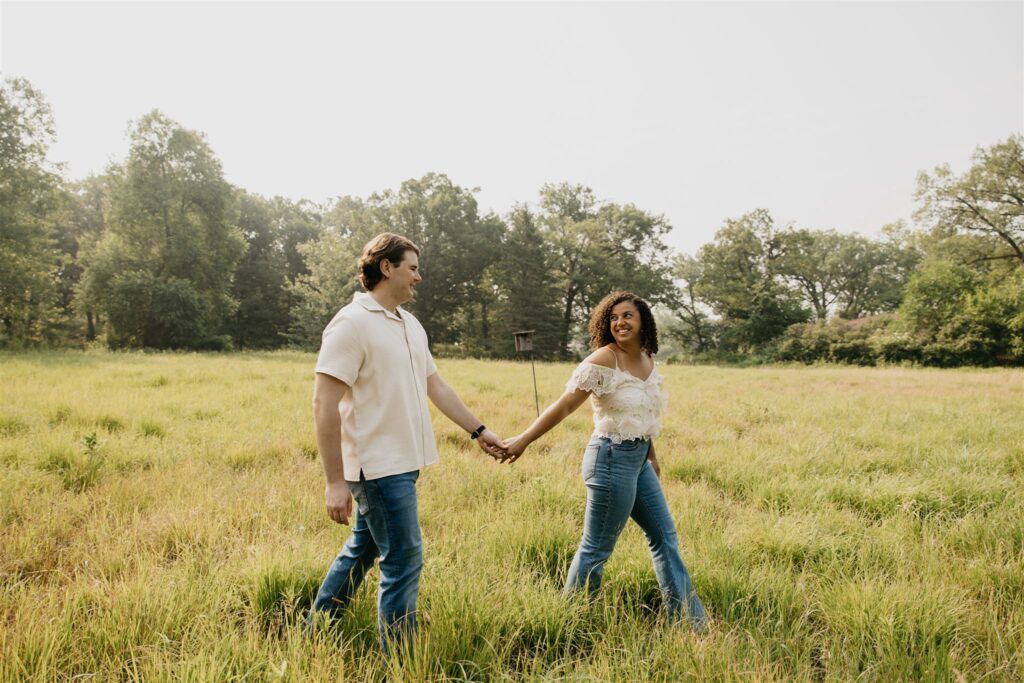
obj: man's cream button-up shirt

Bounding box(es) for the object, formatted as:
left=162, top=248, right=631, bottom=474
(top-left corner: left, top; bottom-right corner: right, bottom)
left=314, top=292, right=439, bottom=482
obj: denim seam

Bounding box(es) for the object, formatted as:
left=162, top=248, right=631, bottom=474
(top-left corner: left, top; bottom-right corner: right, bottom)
left=636, top=481, right=672, bottom=551
left=363, top=480, right=390, bottom=559
left=635, top=469, right=685, bottom=601
left=582, top=444, right=598, bottom=482
left=378, top=480, right=400, bottom=562
left=590, top=442, right=615, bottom=558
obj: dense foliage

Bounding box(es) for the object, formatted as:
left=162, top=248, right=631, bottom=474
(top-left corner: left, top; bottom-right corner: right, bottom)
left=1, top=77, right=1021, bottom=365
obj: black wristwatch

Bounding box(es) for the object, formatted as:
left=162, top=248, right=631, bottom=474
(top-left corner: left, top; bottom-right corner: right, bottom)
left=470, top=425, right=486, bottom=440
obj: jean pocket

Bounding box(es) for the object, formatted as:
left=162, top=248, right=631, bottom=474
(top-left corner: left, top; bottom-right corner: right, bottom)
left=350, top=483, right=370, bottom=516
left=581, top=442, right=602, bottom=482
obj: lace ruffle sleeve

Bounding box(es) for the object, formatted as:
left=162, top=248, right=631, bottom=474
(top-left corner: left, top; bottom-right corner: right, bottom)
left=653, top=370, right=668, bottom=412
left=565, top=362, right=618, bottom=397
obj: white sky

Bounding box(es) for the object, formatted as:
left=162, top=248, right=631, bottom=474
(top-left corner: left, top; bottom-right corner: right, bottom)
left=2, top=0, right=1022, bottom=255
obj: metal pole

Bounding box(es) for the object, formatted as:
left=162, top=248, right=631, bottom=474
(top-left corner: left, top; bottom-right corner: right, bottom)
left=530, top=348, right=540, bottom=417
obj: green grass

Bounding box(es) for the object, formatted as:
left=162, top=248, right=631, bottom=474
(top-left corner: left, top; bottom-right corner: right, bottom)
left=0, top=351, right=1022, bottom=681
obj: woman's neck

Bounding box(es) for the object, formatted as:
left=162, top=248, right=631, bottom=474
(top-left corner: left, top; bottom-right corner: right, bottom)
left=612, top=341, right=644, bottom=358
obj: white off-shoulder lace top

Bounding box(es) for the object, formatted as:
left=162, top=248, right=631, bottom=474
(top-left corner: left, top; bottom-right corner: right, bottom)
left=565, top=357, right=668, bottom=443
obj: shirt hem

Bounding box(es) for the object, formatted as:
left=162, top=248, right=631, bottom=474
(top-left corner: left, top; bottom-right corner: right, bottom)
left=344, top=458, right=438, bottom=482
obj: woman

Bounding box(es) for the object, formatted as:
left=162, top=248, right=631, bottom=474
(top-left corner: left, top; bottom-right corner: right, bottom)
left=502, top=291, right=707, bottom=629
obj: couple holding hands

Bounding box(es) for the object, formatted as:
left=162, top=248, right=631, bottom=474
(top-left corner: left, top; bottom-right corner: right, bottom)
left=308, top=233, right=707, bottom=652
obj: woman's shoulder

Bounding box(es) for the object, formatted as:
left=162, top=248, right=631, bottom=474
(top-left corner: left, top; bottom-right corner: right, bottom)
left=567, top=348, right=621, bottom=396
left=582, top=345, right=616, bottom=369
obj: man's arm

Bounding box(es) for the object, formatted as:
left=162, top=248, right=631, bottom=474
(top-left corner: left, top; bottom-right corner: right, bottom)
left=426, top=372, right=505, bottom=458
left=313, top=372, right=353, bottom=524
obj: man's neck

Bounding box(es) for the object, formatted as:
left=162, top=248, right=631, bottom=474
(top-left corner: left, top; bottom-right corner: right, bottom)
left=368, top=288, right=402, bottom=314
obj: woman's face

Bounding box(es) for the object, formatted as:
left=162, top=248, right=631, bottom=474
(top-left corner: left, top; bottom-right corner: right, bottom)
left=609, top=300, right=641, bottom=346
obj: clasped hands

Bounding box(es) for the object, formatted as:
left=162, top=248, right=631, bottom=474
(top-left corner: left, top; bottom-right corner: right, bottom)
left=475, top=429, right=528, bottom=464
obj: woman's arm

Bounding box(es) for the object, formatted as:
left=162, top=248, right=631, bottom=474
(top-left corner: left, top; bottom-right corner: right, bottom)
left=502, top=347, right=616, bottom=463
left=647, top=440, right=661, bottom=478
left=501, top=388, right=590, bottom=462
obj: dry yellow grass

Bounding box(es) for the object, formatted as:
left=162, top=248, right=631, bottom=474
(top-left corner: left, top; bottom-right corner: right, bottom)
left=1, top=351, right=1022, bottom=681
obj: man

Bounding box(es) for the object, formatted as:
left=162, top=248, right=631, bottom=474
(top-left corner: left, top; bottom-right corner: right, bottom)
left=307, top=232, right=505, bottom=651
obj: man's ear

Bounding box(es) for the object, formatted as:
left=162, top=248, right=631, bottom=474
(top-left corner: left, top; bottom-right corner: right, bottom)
left=380, top=259, right=392, bottom=279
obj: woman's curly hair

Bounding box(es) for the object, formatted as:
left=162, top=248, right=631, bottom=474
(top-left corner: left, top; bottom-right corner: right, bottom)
left=588, top=291, right=658, bottom=355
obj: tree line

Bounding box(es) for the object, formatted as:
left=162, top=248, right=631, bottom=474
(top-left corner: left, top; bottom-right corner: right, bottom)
left=2, top=76, right=1022, bottom=366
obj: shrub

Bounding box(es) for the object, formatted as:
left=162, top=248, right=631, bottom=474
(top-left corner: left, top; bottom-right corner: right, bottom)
left=0, top=416, right=28, bottom=437
left=775, top=315, right=894, bottom=365
left=48, top=406, right=73, bottom=426
left=139, top=421, right=166, bottom=438
left=41, top=433, right=105, bottom=492
left=95, top=415, right=124, bottom=433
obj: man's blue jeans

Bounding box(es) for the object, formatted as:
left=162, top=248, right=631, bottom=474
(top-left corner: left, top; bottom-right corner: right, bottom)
left=308, top=470, right=422, bottom=650
left=564, top=437, right=707, bottom=629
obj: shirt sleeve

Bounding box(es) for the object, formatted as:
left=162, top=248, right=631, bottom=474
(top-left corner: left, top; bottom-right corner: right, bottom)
left=314, top=313, right=363, bottom=385
left=425, top=341, right=438, bottom=377
left=565, top=362, right=618, bottom=396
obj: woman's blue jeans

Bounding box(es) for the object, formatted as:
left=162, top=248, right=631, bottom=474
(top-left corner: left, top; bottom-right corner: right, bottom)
left=308, top=470, right=422, bottom=651
left=564, top=437, right=707, bottom=629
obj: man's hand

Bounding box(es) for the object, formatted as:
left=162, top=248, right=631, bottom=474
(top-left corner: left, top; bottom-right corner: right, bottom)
left=326, top=480, right=353, bottom=525
left=477, top=428, right=507, bottom=460
left=499, top=434, right=529, bottom=464
left=426, top=373, right=509, bottom=461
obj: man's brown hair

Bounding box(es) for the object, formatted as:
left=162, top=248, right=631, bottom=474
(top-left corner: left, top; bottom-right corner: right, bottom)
left=357, top=233, right=420, bottom=291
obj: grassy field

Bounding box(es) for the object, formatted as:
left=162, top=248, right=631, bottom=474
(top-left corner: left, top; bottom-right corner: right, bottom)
left=1, top=351, right=1022, bottom=682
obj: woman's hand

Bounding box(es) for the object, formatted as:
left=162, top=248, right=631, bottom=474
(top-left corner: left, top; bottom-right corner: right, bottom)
left=500, top=434, right=530, bottom=464
left=648, top=442, right=661, bottom=478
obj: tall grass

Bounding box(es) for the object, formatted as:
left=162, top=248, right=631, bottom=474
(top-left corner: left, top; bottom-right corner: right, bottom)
left=1, top=351, right=1021, bottom=681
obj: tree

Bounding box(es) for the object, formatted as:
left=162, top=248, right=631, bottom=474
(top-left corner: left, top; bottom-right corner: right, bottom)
left=667, top=254, right=713, bottom=353
left=537, top=183, right=675, bottom=357
left=0, top=77, right=63, bottom=345
left=274, top=197, right=323, bottom=284
left=227, top=192, right=293, bottom=348
left=79, top=111, right=244, bottom=348
left=53, top=175, right=110, bottom=341
left=890, top=136, right=1024, bottom=366
left=491, top=204, right=562, bottom=358
left=898, top=260, right=1024, bottom=366
left=287, top=196, right=373, bottom=348
left=774, top=225, right=919, bottom=321
left=774, top=228, right=845, bottom=321
left=832, top=223, right=920, bottom=319
left=289, top=174, right=502, bottom=348
left=228, top=194, right=321, bottom=348
left=936, top=272, right=1024, bottom=365
left=694, top=210, right=809, bottom=350
left=916, top=134, right=1024, bottom=269
left=387, top=174, right=505, bottom=344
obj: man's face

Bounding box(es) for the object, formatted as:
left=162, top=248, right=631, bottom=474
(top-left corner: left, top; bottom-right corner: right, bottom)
left=384, top=250, right=422, bottom=304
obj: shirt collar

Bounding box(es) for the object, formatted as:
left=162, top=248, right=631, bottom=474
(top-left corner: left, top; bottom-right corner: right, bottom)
left=353, top=291, right=405, bottom=321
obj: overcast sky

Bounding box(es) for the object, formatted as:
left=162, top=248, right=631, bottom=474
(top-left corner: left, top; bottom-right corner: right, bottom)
left=2, top=1, right=1022, bottom=255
